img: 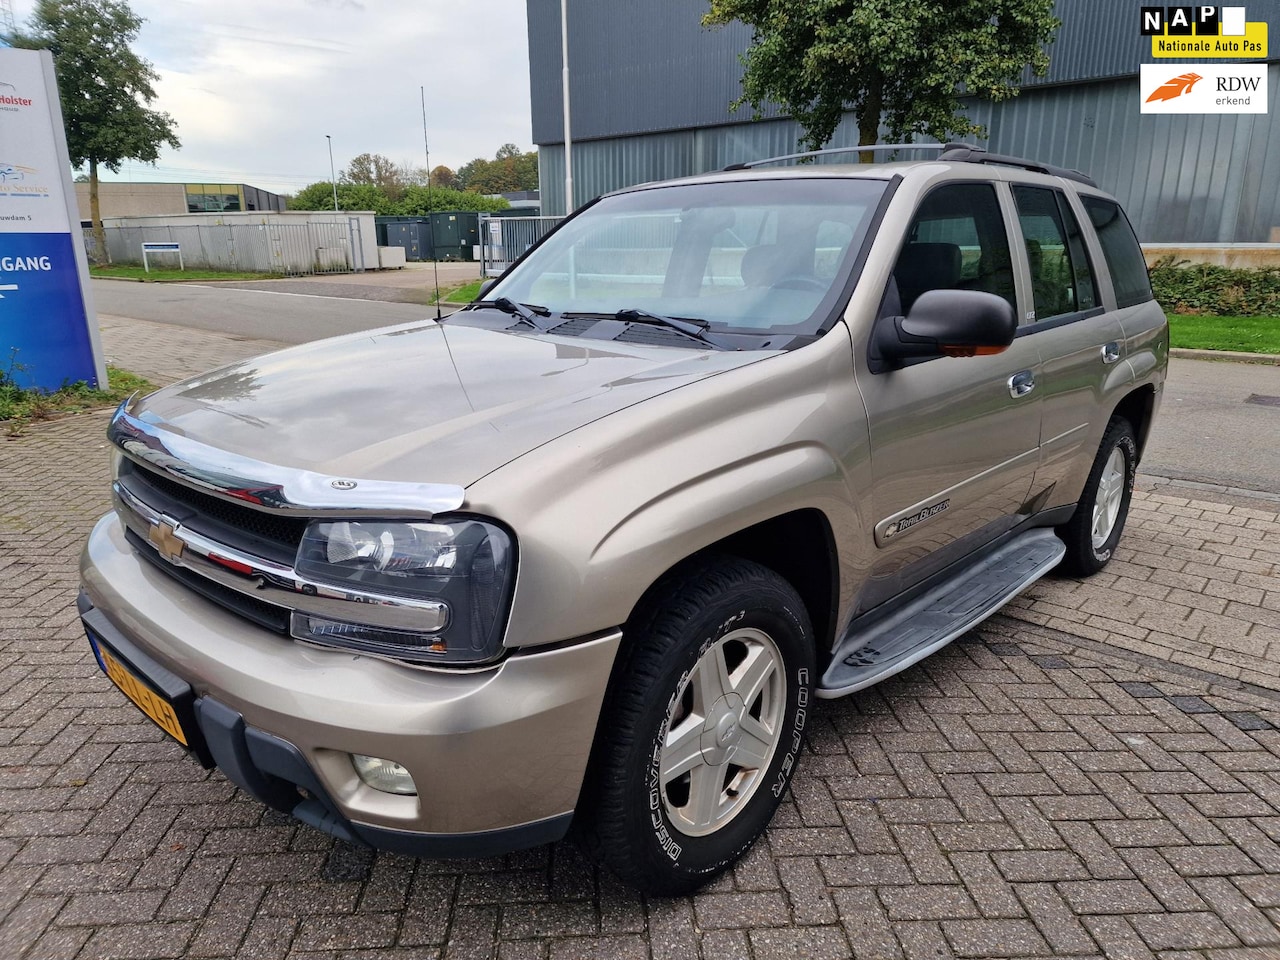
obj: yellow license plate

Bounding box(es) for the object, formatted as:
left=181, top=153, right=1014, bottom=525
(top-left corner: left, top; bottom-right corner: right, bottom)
left=100, top=645, right=189, bottom=746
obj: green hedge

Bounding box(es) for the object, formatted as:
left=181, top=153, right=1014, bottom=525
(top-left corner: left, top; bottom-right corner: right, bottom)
left=1149, top=256, right=1280, bottom=316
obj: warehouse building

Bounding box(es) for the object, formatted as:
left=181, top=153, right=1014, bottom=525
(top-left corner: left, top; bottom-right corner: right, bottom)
left=526, top=0, right=1280, bottom=242
left=74, top=181, right=287, bottom=221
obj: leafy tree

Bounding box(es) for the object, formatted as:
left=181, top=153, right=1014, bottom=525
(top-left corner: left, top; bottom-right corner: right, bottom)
left=703, top=0, right=1058, bottom=158
left=456, top=147, right=539, bottom=194
left=398, top=185, right=510, bottom=215
left=341, top=152, right=404, bottom=199
left=287, top=181, right=509, bottom=216
left=429, top=165, right=458, bottom=190
left=287, top=181, right=395, bottom=215
left=12, top=0, right=180, bottom=252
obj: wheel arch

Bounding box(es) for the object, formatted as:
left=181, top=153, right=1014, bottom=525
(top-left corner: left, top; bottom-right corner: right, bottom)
left=624, top=508, right=840, bottom=659
left=1111, top=384, right=1156, bottom=461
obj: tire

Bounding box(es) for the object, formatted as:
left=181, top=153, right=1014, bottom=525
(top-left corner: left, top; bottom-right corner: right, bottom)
left=575, top=556, right=815, bottom=896
left=1057, top=417, right=1138, bottom=577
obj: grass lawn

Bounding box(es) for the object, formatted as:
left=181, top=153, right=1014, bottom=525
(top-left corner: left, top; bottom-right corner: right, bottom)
left=1168, top=314, right=1280, bottom=354
left=91, top=265, right=283, bottom=282
left=437, top=279, right=484, bottom=303
left=1, top=366, right=156, bottom=433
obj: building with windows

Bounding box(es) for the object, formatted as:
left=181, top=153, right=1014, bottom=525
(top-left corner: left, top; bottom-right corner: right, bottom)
left=74, top=181, right=286, bottom=222
left=526, top=0, right=1280, bottom=242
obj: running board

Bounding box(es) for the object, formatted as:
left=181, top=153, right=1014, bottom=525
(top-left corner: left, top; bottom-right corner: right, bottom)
left=818, top=529, right=1065, bottom=698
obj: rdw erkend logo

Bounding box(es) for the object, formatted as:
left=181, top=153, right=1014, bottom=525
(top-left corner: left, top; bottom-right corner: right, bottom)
left=1145, top=72, right=1204, bottom=102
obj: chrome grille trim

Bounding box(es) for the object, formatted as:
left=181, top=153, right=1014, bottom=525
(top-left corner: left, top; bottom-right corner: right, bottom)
left=113, top=481, right=450, bottom=634
left=108, top=399, right=465, bottom=519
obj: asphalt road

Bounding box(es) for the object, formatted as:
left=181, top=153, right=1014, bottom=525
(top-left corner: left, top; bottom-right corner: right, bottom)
left=1143, top=357, right=1280, bottom=494
left=91, top=278, right=441, bottom=344
left=92, top=280, right=1280, bottom=493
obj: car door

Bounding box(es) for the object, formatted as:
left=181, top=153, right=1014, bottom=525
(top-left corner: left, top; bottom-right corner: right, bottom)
left=854, top=181, right=1043, bottom=612
left=1007, top=183, right=1126, bottom=505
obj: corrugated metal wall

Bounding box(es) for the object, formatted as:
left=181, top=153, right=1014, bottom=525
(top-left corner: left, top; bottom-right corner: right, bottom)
left=529, top=0, right=1280, bottom=144
left=530, top=0, right=1280, bottom=241
left=538, top=64, right=1280, bottom=242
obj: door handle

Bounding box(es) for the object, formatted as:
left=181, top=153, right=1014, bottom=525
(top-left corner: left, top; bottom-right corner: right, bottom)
left=1101, top=342, right=1121, bottom=364
left=1008, top=370, right=1036, bottom=398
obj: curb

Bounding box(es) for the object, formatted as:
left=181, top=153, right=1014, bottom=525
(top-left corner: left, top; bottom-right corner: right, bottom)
left=1170, top=347, right=1280, bottom=365
left=1140, top=472, right=1280, bottom=503
left=90, top=275, right=283, bottom=284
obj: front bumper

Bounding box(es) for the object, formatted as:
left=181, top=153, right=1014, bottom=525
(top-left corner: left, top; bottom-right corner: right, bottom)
left=80, top=512, right=621, bottom=856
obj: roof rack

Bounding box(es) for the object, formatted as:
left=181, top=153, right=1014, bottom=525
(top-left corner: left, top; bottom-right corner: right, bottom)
left=723, top=141, right=1098, bottom=188
left=723, top=142, right=961, bottom=171
left=937, top=145, right=1098, bottom=187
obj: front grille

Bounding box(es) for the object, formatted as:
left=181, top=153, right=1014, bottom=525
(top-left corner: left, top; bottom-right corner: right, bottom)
left=119, top=459, right=308, bottom=564
left=125, top=528, right=291, bottom=634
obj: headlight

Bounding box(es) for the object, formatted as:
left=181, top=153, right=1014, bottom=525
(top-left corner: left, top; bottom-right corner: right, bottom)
left=293, top=518, right=515, bottom=665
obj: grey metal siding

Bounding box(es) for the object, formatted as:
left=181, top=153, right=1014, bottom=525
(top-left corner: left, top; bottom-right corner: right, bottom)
left=540, top=65, right=1280, bottom=243
left=530, top=0, right=1280, bottom=145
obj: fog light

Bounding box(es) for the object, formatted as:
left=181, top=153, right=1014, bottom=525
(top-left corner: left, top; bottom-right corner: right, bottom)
left=351, top=754, right=418, bottom=795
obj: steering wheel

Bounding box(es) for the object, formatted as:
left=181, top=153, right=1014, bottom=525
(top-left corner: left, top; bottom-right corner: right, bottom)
left=771, top=274, right=827, bottom=292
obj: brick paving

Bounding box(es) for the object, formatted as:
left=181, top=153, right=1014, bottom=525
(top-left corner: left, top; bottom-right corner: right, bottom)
left=2, top=317, right=1279, bottom=959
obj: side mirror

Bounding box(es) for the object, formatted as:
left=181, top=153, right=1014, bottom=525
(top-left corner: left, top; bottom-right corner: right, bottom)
left=870, top=289, right=1017, bottom=372
left=476, top=278, right=498, bottom=300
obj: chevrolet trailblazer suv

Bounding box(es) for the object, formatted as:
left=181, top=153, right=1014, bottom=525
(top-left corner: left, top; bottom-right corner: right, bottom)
left=80, top=144, right=1167, bottom=895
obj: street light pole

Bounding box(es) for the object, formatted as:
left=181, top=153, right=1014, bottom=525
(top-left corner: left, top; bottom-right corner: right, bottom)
left=326, top=134, right=339, bottom=212
left=560, top=0, right=573, bottom=213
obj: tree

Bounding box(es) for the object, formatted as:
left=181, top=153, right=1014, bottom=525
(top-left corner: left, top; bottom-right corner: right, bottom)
left=429, top=165, right=458, bottom=190
left=703, top=0, right=1058, bottom=158
left=12, top=0, right=180, bottom=253
left=287, top=181, right=510, bottom=216
left=341, top=152, right=405, bottom=199
left=287, top=181, right=396, bottom=215
left=456, top=147, right=539, bottom=194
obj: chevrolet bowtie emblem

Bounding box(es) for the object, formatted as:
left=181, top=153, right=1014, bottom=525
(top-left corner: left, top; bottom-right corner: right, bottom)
left=148, top=518, right=185, bottom=564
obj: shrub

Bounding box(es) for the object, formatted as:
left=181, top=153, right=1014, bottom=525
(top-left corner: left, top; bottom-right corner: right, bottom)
left=1149, top=256, right=1280, bottom=316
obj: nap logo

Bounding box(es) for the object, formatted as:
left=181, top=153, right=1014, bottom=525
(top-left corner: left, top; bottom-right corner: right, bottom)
left=1140, top=63, right=1268, bottom=113
left=1141, top=6, right=1268, bottom=57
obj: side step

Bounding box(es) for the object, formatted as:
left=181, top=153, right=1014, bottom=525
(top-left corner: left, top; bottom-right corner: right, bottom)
left=818, top=529, right=1065, bottom=698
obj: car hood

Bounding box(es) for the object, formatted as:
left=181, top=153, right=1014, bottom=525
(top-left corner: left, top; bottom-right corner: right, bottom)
left=129, top=319, right=769, bottom=488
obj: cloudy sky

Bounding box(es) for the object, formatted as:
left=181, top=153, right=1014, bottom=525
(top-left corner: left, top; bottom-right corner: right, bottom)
left=11, top=0, right=534, bottom=194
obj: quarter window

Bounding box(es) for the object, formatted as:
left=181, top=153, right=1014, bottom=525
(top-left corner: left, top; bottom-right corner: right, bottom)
left=1082, top=197, right=1154, bottom=309
left=1013, top=186, right=1097, bottom=323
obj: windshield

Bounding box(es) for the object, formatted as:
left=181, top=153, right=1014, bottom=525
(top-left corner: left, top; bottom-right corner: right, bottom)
left=486, top=178, right=887, bottom=337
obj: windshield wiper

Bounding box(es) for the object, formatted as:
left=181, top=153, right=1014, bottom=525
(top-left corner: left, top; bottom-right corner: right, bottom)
left=466, top=297, right=557, bottom=331
left=614, top=308, right=735, bottom=349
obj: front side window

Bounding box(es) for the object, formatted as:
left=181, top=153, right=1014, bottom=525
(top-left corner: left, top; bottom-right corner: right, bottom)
left=1013, top=186, right=1097, bottom=323
left=882, top=183, right=1016, bottom=319
left=486, top=178, right=887, bottom=337
left=1082, top=197, right=1154, bottom=309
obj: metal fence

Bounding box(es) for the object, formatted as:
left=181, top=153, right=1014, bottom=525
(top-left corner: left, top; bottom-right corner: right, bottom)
left=87, top=221, right=360, bottom=276
left=479, top=215, right=564, bottom=276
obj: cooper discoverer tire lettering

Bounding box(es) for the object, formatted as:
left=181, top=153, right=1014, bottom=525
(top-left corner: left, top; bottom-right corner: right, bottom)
left=575, top=556, right=815, bottom=896
left=1057, top=417, right=1138, bottom=576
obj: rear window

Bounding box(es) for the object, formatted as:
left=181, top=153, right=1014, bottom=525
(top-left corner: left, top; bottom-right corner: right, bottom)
left=1081, top=197, right=1153, bottom=309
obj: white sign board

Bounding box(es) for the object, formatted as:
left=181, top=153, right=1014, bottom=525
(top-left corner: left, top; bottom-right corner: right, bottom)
left=0, top=48, right=106, bottom=390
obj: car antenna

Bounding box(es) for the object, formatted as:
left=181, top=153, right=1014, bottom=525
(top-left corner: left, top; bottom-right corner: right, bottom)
left=422, top=85, right=443, bottom=321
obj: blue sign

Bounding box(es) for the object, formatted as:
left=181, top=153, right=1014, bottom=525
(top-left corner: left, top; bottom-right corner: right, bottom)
left=0, top=48, right=105, bottom=393
left=0, top=232, right=98, bottom=390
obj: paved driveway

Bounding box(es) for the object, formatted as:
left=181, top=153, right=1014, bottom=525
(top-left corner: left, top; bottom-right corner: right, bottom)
left=2, top=318, right=1279, bottom=959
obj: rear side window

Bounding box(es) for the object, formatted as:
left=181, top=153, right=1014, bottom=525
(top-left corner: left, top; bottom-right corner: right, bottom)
left=1013, top=186, right=1098, bottom=323
left=1081, top=197, right=1154, bottom=309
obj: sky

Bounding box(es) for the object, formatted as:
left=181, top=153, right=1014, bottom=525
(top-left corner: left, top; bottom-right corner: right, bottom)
left=10, top=0, right=535, bottom=195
